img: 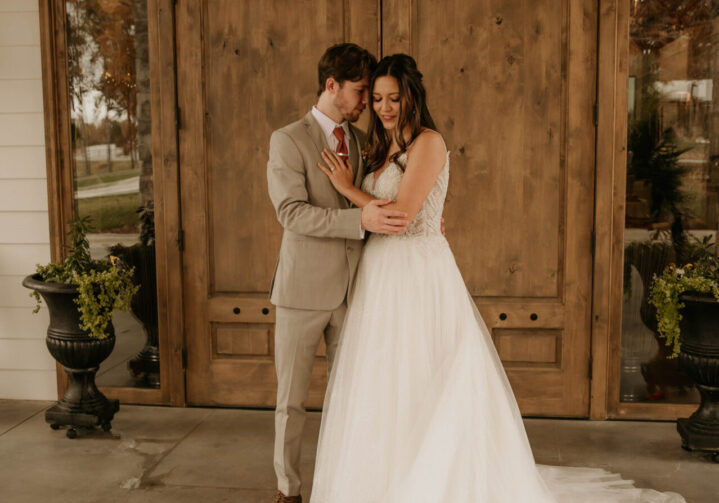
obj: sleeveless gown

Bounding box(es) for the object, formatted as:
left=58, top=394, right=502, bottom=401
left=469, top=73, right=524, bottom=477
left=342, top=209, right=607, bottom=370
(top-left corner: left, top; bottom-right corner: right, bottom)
left=309, top=151, right=685, bottom=503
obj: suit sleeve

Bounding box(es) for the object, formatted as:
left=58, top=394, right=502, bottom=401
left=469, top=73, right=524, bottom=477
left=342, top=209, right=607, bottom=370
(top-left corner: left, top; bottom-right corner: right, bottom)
left=267, top=130, right=363, bottom=239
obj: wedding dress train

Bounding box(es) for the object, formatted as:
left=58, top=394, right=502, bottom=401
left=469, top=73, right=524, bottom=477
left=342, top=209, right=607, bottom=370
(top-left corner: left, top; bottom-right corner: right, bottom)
left=309, top=151, right=684, bottom=503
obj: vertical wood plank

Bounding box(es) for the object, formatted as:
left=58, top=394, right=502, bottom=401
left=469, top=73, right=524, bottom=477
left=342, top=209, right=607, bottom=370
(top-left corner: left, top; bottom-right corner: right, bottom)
left=38, top=0, right=74, bottom=399
left=147, top=0, right=186, bottom=406
left=347, top=0, right=381, bottom=57
left=175, top=0, right=209, bottom=402
left=591, top=0, right=629, bottom=419
left=381, top=0, right=414, bottom=55
left=561, top=0, right=598, bottom=417
left=605, top=0, right=631, bottom=419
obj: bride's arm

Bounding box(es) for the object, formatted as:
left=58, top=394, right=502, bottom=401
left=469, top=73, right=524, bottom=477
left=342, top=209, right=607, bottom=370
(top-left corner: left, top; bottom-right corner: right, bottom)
left=381, top=131, right=447, bottom=222
left=319, top=131, right=447, bottom=220
left=339, top=184, right=375, bottom=208
left=317, top=150, right=411, bottom=234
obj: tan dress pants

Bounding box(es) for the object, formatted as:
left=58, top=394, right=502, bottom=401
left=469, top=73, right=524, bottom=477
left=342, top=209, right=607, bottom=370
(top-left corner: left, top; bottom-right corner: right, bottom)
left=274, top=301, right=347, bottom=496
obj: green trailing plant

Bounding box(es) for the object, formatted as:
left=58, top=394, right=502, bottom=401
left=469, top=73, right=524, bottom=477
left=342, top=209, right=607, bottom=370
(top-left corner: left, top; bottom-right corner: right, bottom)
left=30, top=216, right=139, bottom=339
left=649, top=235, right=719, bottom=358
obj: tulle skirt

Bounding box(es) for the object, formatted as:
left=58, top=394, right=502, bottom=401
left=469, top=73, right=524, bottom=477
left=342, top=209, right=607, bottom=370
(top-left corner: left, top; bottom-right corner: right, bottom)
left=310, top=234, right=685, bottom=503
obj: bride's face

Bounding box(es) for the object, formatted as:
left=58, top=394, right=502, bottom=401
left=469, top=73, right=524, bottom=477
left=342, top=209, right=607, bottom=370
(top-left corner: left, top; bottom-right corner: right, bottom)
left=372, top=76, right=402, bottom=131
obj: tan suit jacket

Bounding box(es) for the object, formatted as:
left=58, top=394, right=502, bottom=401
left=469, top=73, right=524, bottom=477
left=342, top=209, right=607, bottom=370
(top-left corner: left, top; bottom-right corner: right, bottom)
left=267, top=111, right=366, bottom=311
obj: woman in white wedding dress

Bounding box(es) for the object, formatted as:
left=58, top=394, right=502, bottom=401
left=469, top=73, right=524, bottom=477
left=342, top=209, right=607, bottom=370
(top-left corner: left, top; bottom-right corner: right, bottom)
left=312, top=54, right=684, bottom=503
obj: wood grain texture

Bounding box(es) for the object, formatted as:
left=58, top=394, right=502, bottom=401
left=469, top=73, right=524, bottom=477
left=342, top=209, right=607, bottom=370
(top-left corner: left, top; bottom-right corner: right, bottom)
left=38, top=0, right=74, bottom=399
left=591, top=0, right=629, bottom=420
left=38, top=0, right=73, bottom=273
left=147, top=0, right=186, bottom=406
left=178, top=0, right=378, bottom=407
left=215, top=325, right=271, bottom=356
left=386, top=0, right=597, bottom=417
left=493, top=329, right=561, bottom=365
left=381, top=0, right=414, bottom=55
left=176, top=0, right=598, bottom=414
left=558, top=0, right=597, bottom=418
left=410, top=0, right=564, bottom=300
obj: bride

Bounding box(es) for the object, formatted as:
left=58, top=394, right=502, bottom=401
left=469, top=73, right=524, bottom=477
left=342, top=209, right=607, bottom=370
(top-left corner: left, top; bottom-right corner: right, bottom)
left=312, top=53, right=684, bottom=503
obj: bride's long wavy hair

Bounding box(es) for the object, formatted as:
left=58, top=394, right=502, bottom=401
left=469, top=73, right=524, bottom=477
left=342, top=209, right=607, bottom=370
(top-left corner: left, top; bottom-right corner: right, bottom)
left=365, top=54, right=437, bottom=174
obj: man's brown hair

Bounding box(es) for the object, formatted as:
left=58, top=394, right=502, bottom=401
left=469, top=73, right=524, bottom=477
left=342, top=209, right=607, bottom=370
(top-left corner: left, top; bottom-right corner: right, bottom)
left=317, top=43, right=377, bottom=96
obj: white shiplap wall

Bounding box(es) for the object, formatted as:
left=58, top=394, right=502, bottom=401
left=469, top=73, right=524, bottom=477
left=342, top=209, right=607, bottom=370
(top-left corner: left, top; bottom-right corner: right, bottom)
left=0, top=0, right=57, bottom=399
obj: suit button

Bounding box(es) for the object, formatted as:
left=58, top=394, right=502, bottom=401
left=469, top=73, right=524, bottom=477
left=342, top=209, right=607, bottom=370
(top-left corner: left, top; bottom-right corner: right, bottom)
left=347, top=246, right=353, bottom=252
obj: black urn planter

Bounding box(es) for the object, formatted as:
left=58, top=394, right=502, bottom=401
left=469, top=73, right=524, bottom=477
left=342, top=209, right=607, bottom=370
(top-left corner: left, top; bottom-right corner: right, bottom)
left=111, top=243, right=159, bottom=388
left=22, top=274, right=119, bottom=438
left=676, top=292, right=719, bottom=461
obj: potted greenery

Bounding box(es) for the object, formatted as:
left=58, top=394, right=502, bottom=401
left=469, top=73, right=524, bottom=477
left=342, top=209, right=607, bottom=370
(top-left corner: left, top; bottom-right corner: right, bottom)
left=649, top=249, right=719, bottom=461
left=624, top=232, right=713, bottom=400
left=22, top=216, right=138, bottom=438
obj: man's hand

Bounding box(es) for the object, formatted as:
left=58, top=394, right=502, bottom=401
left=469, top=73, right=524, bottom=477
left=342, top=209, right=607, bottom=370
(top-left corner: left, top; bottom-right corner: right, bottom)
left=361, top=199, right=409, bottom=234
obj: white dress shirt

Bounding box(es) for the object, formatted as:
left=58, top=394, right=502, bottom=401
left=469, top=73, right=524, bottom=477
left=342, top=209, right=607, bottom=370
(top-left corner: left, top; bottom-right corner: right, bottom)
left=311, top=106, right=350, bottom=153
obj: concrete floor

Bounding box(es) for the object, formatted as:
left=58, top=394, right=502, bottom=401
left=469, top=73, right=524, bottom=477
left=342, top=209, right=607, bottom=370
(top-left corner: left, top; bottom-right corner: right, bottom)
left=0, top=400, right=716, bottom=503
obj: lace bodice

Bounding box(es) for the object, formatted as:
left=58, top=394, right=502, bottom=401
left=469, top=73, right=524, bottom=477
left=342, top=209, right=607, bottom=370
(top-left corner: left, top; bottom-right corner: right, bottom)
left=362, top=151, right=449, bottom=238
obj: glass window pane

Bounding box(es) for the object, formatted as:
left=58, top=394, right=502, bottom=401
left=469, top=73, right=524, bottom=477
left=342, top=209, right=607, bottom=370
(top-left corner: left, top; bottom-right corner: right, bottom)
left=621, top=1, right=719, bottom=403
left=66, top=0, right=158, bottom=389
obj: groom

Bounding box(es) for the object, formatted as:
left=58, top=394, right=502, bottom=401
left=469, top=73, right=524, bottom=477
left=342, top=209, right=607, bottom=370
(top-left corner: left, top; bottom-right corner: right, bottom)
left=266, top=43, right=409, bottom=502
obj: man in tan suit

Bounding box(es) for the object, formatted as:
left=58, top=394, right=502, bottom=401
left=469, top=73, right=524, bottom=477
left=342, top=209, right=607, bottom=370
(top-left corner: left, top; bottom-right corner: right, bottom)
left=267, top=44, right=409, bottom=502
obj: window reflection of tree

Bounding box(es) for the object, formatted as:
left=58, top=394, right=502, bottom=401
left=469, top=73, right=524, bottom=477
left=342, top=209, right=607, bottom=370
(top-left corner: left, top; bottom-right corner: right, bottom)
left=67, top=0, right=152, bottom=209
left=66, top=0, right=157, bottom=389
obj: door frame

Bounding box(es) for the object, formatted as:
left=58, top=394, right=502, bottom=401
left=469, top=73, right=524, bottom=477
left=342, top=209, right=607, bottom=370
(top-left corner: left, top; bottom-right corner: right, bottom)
left=591, top=0, right=699, bottom=420
left=38, top=0, right=186, bottom=406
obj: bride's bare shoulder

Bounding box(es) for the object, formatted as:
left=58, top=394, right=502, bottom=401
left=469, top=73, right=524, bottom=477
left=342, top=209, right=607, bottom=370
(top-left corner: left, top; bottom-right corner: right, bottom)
left=407, top=129, right=447, bottom=171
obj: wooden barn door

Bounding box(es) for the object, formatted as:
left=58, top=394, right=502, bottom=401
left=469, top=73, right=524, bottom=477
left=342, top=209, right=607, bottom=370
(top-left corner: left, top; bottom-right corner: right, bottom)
left=381, top=0, right=597, bottom=416
left=176, top=0, right=597, bottom=416
left=175, top=0, right=379, bottom=407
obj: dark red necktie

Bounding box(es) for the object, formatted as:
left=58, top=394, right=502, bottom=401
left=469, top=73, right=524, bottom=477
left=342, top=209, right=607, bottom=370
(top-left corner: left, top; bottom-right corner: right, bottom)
left=333, top=126, right=348, bottom=156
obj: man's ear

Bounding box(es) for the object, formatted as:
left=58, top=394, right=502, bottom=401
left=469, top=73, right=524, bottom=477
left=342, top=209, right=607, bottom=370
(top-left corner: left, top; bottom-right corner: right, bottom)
left=326, top=77, right=339, bottom=95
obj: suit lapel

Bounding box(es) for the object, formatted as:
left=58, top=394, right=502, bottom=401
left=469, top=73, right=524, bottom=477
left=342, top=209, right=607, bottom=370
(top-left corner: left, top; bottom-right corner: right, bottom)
left=304, top=111, right=349, bottom=209
left=303, top=111, right=330, bottom=157
left=350, top=125, right=364, bottom=188
left=349, top=129, right=359, bottom=178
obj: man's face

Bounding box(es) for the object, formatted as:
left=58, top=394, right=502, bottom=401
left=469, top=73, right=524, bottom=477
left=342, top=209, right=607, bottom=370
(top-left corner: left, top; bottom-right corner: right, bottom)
left=332, top=73, right=370, bottom=123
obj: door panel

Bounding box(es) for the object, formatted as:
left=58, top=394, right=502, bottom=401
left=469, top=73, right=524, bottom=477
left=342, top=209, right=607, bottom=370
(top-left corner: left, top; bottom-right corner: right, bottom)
left=382, top=0, right=597, bottom=416
left=176, top=0, right=378, bottom=406
left=177, top=0, right=596, bottom=416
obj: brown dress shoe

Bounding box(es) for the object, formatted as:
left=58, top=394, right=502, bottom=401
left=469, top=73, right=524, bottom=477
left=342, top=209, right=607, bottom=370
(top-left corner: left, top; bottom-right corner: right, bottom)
left=274, top=490, right=302, bottom=503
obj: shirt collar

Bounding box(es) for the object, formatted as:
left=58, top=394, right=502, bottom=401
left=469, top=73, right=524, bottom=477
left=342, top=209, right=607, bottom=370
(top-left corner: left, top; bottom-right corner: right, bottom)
left=311, top=106, right=349, bottom=140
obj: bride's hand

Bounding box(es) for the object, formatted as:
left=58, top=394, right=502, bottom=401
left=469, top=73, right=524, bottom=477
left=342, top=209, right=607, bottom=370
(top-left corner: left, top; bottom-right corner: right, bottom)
left=318, top=149, right=354, bottom=194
